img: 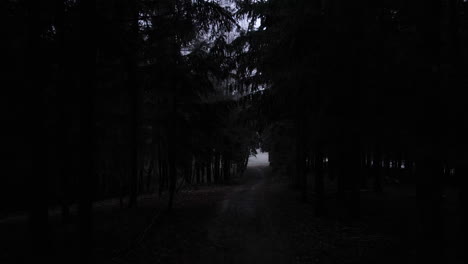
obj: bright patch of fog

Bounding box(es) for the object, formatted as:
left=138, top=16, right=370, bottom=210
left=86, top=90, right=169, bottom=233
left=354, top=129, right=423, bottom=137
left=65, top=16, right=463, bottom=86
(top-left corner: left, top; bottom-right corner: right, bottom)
left=247, top=151, right=269, bottom=167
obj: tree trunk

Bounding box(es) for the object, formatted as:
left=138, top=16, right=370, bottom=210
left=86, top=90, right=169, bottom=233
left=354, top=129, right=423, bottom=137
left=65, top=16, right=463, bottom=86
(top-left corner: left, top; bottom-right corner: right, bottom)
left=214, top=151, right=220, bottom=183
left=126, top=0, right=140, bottom=209
left=167, top=95, right=177, bottom=210
left=414, top=0, right=444, bottom=261
left=168, top=152, right=176, bottom=210
left=360, top=149, right=368, bottom=189
left=54, top=0, right=72, bottom=224
left=78, top=0, right=97, bottom=262
left=416, top=156, right=443, bottom=263
left=459, top=162, right=468, bottom=263
left=336, top=154, right=346, bottom=201
left=347, top=137, right=361, bottom=218
left=223, top=154, right=231, bottom=183
left=146, top=160, right=154, bottom=193
left=314, top=150, right=325, bottom=216
left=196, top=162, right=201, bottom=184
left=26, top=1, right=49, bottom=260
left=207, top=161, right=212, bottom=184
left=296, top=118, right=307, bottom=202
left=158, top=145, right=164, bottom=197
left=373, top=146, right=383, bottom=193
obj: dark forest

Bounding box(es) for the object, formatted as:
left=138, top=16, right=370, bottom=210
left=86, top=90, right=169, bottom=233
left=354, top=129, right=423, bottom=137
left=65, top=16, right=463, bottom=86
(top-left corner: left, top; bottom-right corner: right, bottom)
left=1, top=0, right=467, bottom=263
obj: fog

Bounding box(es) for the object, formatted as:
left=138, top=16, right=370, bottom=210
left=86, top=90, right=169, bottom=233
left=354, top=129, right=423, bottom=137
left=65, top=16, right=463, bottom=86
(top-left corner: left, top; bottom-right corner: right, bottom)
left=247, top=150, right=269, bottom=167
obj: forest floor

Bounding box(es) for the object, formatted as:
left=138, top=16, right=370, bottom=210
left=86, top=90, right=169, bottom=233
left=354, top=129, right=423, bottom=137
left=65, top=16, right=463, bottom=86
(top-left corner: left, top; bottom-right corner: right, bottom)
left=0, top=155, right=463, bottom=264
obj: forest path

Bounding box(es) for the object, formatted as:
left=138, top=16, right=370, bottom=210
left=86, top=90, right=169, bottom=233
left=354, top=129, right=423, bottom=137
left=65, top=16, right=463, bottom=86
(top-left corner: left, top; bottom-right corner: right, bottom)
left=199, top=163, right=294, bottom=264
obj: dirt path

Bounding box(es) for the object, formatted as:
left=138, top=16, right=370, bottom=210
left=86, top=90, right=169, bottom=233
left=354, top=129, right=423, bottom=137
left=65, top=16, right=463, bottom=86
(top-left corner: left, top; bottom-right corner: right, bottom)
left=199, top=165, right=293, bottom=264
left=2, top=153, right=416, bottom=264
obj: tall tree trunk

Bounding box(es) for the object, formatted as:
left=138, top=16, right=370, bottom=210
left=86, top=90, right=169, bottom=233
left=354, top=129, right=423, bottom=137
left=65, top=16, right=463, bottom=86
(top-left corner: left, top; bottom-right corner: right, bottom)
left=214, top=151, right=220, bottom=183
left=243, top=155, right=249, bottom=172
left=360, top=148, right=368, bottom=189
left=416, top=156, right=443, bottom=262
left=127, top=0, right=140, bottom=208
left=26, top=0, right=49, bottom=261
left=223, top=154, right=231, bottom=183
left=448, top=2, right=466, bottom=259
left=78, top=0, right=97, bottom=261
left=167, top=94, right=177, bottom=210
left=196, top=162, right=201, bottom=184
left=168, top=152, right=176, bottom=210
left=207, top=160, right=212, bottom=184
left=158, top=144, right=164, bottom=197
left=336, top=152, right=346, bottom=201
left=347, top=136, right=361, bottom=218
left=202, top=163, right=207, bottom=184
left=146, top=160, right=154, bottom=193
left=414, top=0, right=444, bottom=261
left=54, top=0, right=71, bottom=224
left=314, top=149, right=325, bottom=216
left=296, top=119, right=307, bottom=202
left=459, top=161, right=468, bottom=263
left=160, top=160, right=168, bottom=196
left=373, top=145, right=383, bottom=192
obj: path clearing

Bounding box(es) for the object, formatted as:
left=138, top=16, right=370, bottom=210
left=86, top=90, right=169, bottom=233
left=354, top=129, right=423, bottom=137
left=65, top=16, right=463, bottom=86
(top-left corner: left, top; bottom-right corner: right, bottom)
left=199, top=163, right=293, bottom=264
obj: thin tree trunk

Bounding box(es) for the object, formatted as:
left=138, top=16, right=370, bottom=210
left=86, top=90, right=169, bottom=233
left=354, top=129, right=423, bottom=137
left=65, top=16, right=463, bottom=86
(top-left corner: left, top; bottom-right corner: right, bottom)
left=415, top=0, right=444, bottom=261
left=158, top=145, right=164, bottom=197
left=54, top=0, right=71, bottom=224
left=146, top=160, right=154, bottom=193
left=202, top=163, right=206, bottom=184
left=373, top=146, right=383, bottom=193
left=78, top=1, right=97, bottom=261
left=360, top=149, right=368, bottom=189
left=296, top=117, right=307, bottom=201
left=207, top=161, right=212, bottom=184
left=167, top=94, right=177, bottom=210
left=348, top=138, right=361, bottom=218
left=214, top=151, right=220, bottom=183
left=459, top=162, right=468, bottom=263
left=416, top=155, right=443, bottom=262
left=223, top=154, right=231, bottom=183
left=336, top=153, right=346, bottom=202
left=127, top=0, right=140, bottom=209
left=196, top=162, right=201, bottom=184
left=26, top=1, right=49, bottom=261
left=168, top=153, right=176, bottom=210
left=314, top=150, right=325, bottom=216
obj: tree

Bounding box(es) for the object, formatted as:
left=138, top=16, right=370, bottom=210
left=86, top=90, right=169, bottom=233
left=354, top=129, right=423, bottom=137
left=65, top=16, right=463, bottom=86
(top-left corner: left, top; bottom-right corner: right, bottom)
left=26, top=0, right=50, bottom=261
left=78, top=0, right=97, bottom=261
